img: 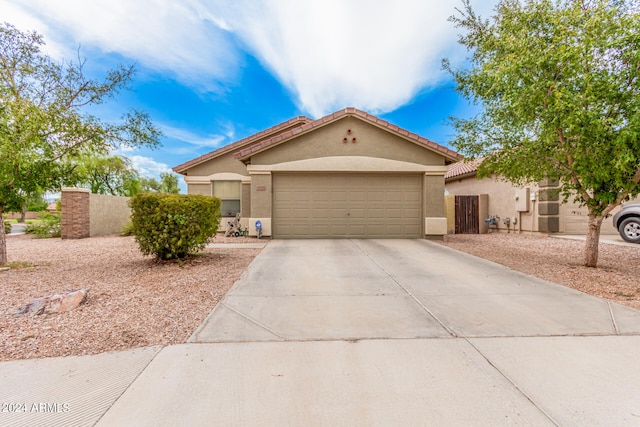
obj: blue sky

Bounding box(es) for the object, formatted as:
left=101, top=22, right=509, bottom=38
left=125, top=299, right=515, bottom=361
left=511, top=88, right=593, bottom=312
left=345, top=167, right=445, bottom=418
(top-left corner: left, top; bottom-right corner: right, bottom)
left=3, top=0, right=498, bottom=192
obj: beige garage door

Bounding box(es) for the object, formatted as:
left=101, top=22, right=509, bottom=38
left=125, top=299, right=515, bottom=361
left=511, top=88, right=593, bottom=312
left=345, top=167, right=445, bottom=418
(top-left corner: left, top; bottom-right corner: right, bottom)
left=273, top=173, right=422, bottom=238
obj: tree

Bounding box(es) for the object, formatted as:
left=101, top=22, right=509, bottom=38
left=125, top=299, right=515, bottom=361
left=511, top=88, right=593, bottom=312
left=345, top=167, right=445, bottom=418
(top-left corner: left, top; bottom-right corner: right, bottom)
left=73, top=154, right=141, bottom=196
left=139, top=172, right=180, bottom=194
left=0, top=23, right=161, bottom=265
left=158, top=172, right=180, bottom=194
left=444, top=0, right=640, bottom=267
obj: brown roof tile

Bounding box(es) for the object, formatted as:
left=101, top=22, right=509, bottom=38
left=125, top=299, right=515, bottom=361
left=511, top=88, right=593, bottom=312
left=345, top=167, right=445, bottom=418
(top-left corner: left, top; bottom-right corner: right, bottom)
left=445, top=158, right=484, bottom=180
left=233, top=107, right=462, bottom=162
left=172, top=116, right=311, bottom=173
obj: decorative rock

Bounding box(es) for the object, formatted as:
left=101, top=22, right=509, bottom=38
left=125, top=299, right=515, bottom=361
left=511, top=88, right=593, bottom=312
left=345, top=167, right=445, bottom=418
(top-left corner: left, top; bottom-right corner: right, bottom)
left=14, top=288, right=89, bottom=317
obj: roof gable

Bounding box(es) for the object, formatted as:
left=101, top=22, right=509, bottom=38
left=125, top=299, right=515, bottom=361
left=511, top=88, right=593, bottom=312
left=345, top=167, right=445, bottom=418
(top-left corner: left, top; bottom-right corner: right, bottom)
left=173, top=116, right=312, bottom=173
left=233, top=108, right=461, bottom=163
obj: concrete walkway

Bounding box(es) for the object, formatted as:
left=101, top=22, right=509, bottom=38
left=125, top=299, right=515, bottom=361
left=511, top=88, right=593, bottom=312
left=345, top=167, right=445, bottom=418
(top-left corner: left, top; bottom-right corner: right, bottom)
left=2, top=239, right=640, bottom=426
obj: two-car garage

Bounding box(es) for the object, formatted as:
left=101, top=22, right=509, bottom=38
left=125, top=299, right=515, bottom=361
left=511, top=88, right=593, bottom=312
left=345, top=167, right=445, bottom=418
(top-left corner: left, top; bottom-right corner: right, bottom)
left=272, top=173, right=423, bottom=238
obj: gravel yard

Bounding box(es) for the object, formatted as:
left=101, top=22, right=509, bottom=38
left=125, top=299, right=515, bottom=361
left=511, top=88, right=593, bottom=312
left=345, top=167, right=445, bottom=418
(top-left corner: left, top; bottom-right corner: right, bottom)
left=1, top=234, right=262, bottom=361
left=438, top=233, right=640, bottom=311
left=1, top=232, right=638, bottom=362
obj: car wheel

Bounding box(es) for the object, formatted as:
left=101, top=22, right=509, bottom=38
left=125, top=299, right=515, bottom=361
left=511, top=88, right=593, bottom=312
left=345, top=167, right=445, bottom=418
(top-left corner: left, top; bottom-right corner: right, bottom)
left=619, top=217, right=640, bottom=243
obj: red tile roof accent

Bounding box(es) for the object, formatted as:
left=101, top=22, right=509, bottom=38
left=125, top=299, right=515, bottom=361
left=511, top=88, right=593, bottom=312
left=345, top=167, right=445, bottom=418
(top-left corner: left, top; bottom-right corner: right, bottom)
left=172, top=116, right=312, bottom=173
left=445, top=158, right=484, bottom=180
left=233, top=107, right=462, bottom=162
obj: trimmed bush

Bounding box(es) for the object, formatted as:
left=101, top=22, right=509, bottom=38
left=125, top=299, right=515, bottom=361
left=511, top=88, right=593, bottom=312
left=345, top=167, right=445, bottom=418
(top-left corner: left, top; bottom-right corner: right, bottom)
left=4, top=221, right=10, bottom=235
left=129, top=193, right=221, bottom=260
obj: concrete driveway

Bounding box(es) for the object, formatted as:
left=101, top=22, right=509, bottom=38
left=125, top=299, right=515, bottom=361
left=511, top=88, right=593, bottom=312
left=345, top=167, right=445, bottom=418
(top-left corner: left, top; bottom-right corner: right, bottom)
left=191, top=239, right=640, bottom=341
left=5, top=239, right=640, bottom=426
left=95, top=239, right=640, bottom=426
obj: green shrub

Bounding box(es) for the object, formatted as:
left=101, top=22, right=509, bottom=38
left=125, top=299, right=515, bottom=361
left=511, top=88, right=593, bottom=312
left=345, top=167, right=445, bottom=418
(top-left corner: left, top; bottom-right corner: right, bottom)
left=129, top=193, right=221, bottom=260
left=25, top=212, right=61, bottom=238
left=4, top=221, right=11, bottom=235
left=120, top=220, right=134, bottom=236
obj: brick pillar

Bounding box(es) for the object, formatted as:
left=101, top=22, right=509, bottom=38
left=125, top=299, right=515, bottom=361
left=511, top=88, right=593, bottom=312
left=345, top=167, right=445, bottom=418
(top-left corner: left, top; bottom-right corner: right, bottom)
left=537, top=179, right=560, bottom=233
left=61, top=188, right=90, bottom=239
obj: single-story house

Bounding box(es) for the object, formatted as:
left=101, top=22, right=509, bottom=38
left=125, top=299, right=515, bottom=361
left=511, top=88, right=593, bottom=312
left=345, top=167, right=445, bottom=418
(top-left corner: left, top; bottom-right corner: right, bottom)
left=173, top=108, right=462, bottom=238
left=445, top=159, right=638, bottom=235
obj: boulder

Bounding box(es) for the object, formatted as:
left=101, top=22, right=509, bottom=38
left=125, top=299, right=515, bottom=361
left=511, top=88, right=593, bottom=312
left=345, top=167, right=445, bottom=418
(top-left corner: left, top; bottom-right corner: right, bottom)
left=14, top=288, right=89, bottom=317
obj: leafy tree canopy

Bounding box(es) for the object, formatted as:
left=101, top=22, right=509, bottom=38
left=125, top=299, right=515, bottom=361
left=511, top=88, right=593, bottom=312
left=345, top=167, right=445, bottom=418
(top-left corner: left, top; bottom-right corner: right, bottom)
left=140, top=172, right=181, bottom=194
left=72, top=154, right=141, bottom=196
left=0, top=22, right=162, bottom=264
left=445, top=0, right=640, bottom=266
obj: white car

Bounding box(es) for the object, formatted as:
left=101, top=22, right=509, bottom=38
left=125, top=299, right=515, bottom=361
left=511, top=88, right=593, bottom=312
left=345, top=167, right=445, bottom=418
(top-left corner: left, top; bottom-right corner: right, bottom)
left=612, top=203, right=640, bottom=243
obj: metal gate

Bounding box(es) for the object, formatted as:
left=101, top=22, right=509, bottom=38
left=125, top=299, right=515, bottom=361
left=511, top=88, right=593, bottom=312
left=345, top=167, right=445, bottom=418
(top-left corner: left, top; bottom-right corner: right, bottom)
left=455, top=195, right=479, bottom=234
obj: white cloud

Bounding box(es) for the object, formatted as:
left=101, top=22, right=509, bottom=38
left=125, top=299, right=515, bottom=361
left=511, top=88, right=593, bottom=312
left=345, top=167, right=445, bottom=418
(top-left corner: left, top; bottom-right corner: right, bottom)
left=3, top=0, right=239, bottom=92
left=127, top=155, right=171, bottom=178
left=211, top=0, right=499, bottom=117
left=3, top=0, right=500, bottom=116
left=161, top=124, right=227, bottom=149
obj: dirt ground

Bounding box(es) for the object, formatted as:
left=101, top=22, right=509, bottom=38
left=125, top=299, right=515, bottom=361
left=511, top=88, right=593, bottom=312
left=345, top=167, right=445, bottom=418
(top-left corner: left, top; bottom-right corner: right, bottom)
left=438, top=233, right=640, bottom=311
left=1, top=232, right=638, bottom=361
left=1, top=234, right=262, bottom=361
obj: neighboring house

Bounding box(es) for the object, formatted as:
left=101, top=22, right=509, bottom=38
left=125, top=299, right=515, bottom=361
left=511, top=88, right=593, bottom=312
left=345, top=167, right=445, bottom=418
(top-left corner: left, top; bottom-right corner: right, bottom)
left=173, top=108, right=461, bottom=238
left=445, top=159, right=637, bottom=235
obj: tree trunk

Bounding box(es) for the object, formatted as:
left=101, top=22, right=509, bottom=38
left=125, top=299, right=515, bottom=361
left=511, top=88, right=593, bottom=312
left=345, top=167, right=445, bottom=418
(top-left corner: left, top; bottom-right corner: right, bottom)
left=584, top=214, right=603, bottom=268
left=20, top=202, right=27, bottom=223
left=0, top=206, right=7, bottom=266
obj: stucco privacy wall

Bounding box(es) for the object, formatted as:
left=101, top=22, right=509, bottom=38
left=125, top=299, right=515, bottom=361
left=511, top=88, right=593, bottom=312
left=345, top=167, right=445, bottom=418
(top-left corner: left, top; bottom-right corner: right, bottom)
left=61, top=188, right=131, bottom=238
left=89, top=193, right=131, bottom=236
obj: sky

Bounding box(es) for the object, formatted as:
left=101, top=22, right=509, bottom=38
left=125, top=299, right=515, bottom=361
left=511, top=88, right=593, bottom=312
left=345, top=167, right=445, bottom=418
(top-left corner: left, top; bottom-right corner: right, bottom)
left=2, top=0, right=499, bottom=193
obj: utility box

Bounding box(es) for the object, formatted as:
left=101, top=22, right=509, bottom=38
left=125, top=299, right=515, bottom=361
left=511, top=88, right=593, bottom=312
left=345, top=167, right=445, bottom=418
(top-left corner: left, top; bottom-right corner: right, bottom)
left=514, top=187, right=530, bottom=212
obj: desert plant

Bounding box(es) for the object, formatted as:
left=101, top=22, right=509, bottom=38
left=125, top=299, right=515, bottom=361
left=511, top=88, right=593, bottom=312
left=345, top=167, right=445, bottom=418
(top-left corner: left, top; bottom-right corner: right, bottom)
left=25, top=212, right=61, bottom=238
left=129, top=193, right=220, bottom=260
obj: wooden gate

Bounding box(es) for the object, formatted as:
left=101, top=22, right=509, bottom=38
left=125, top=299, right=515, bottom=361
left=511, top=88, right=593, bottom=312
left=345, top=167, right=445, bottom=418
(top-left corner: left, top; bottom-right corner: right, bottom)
left=455, top=195, right=479, bottom=234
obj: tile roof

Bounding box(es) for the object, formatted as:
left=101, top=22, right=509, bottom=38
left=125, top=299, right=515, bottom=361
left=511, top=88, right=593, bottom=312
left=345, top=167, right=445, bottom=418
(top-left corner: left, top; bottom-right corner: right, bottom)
left=172, top=116, right=312, bottom=173
left=445, top=158, right=483, bottom=180
left=233, top=107, right=462, bottom=162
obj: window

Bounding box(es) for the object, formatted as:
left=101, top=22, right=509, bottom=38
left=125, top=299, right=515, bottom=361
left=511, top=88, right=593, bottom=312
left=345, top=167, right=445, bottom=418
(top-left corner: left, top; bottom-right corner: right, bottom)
left=213, top=181, right=241, bottom=217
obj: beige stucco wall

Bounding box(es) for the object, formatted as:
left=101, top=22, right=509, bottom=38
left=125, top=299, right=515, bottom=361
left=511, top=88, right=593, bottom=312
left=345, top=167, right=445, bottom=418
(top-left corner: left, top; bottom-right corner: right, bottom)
left=89, top=193, right=131, bottom=236
left=184, top=152, right=249, bottom=177
left=250, top=173, right=272, bottom=218
left=241, top=181, right=251, bottom=218
left=446, top=176, right=537, bottom=233
left=424, top=175, right=445, bottom=217
left=251, top=117, right=445, bottom=167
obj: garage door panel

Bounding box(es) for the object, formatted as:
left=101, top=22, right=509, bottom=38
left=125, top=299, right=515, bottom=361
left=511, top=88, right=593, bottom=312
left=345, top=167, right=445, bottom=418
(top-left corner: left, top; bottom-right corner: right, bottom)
left=273, top=173, right=422, bottom=238
left=331, top=191, right=347, bottom=202
left=403, top=208, right=422, bottom=218
left=312, top=191, right=329, bottom=202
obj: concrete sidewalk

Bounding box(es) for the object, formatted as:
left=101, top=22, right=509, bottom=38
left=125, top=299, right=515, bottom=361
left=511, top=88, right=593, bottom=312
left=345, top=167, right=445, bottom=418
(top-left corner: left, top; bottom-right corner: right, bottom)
left=2, top=239, right=640, bottom=426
